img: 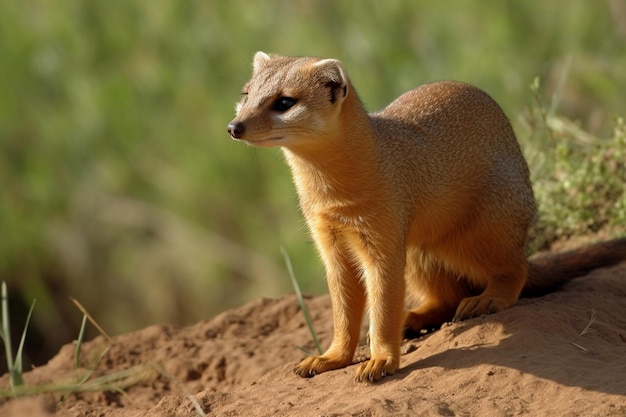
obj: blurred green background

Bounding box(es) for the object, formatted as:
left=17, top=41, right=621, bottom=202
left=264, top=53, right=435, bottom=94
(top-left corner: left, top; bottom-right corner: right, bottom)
left=1, top=0, right=625, bottom=371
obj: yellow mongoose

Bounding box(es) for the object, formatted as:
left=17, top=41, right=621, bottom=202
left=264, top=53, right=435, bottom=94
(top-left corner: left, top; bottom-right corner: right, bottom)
left=227, top=52, right=626, bottom=382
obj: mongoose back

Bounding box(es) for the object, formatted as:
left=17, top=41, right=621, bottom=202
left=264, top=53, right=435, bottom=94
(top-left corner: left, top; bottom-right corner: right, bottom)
left=227, top=52, right=626, bottom=383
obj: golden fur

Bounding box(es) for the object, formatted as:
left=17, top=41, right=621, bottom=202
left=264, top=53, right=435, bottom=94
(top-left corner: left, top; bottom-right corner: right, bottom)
left=227, top=52, right=626, bottom=382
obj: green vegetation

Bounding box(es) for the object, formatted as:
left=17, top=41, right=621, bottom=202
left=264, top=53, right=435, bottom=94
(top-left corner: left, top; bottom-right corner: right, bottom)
left=0, top=1, right=624, bottom=371
left=0, top=281, right=148, bottom=398
left=524, top=78, right=626, bottom=250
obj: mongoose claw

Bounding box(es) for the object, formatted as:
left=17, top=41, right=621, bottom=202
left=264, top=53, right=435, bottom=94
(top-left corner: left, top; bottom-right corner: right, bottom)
left=294, top=355, right=351, bottom=378
left=354, top=357, right=398, bottom=383
left=454, top=295, right=513, bottom=321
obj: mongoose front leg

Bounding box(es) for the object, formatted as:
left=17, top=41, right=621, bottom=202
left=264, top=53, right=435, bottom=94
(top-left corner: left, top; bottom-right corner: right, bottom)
left=355, top=256, right=406, bottom=383
left=294, top=248, right=366, bottom=377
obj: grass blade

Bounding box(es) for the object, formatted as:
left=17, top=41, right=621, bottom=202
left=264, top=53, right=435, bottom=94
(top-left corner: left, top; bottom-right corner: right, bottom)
left=13, top=298, right=36, bottom=386
left=1, top=282, right=19, bottom=391
left=280, top=247, right=322, bottom=355
left=75, top=314, right=88, bottom=369
left=0, top=282, right=14, bottom=373
left=71, top=297, right=112, bottom=342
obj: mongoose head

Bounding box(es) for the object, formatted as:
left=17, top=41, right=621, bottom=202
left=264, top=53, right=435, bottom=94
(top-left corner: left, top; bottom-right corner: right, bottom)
left=227, top=52, right=349, bottom=149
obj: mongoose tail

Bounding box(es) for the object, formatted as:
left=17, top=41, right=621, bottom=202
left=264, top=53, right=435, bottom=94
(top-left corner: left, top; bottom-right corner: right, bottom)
left=524, top=237, right=626, bottom=297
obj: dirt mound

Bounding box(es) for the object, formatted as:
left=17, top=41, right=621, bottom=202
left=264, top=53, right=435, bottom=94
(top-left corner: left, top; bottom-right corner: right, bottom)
left=1, top=264, right=626, bottom=416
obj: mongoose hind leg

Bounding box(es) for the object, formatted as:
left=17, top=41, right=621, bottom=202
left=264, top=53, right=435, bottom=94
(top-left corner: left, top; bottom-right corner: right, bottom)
left=453, top=266, right=527, bottom=321
left=454, top=292, right=518, bottom=322
left=405, top=270, right=526, bottom=331
left=403, top=266, right=469, bottom=335
left=404, top=299, right=458, bottom=336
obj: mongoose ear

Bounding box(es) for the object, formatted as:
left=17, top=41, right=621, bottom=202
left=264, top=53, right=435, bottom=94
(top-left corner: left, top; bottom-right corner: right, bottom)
left=253, top=51, right=272, bottom=71
left=313, top=59, right=349, bottom=104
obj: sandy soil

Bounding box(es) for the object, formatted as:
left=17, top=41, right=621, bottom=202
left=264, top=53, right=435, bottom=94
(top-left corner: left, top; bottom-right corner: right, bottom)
left=1, top=263, right=625, bottom=417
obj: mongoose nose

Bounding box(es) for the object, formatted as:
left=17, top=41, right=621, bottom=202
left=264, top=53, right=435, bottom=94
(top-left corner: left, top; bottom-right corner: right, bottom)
left=227, top=121, right=246, bottom=139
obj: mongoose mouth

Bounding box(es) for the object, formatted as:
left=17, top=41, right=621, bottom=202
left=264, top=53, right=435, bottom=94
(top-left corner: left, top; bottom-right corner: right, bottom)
left=232, top=136, right=285, bottom=147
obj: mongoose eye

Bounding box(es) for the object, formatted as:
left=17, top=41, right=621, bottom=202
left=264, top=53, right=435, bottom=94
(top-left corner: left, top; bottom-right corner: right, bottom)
left=272, top=97, right=297, bottom=112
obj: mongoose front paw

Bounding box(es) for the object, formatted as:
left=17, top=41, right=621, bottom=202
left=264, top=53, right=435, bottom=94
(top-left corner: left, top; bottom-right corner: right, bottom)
left=355, top=357, right=399, bottom=383
left=294, top=355, right=351, bottom=378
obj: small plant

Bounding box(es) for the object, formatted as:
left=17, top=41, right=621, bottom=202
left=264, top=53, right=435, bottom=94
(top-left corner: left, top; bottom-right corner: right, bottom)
left=281, top=247, right=323, bottom=355
left=0, top=281, right=35, bottom=394
left=579, top=310, right=597, bottom=336
left=0, top=288, right=203, bottom=416
left=0, top=284, right=151, bottom=399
